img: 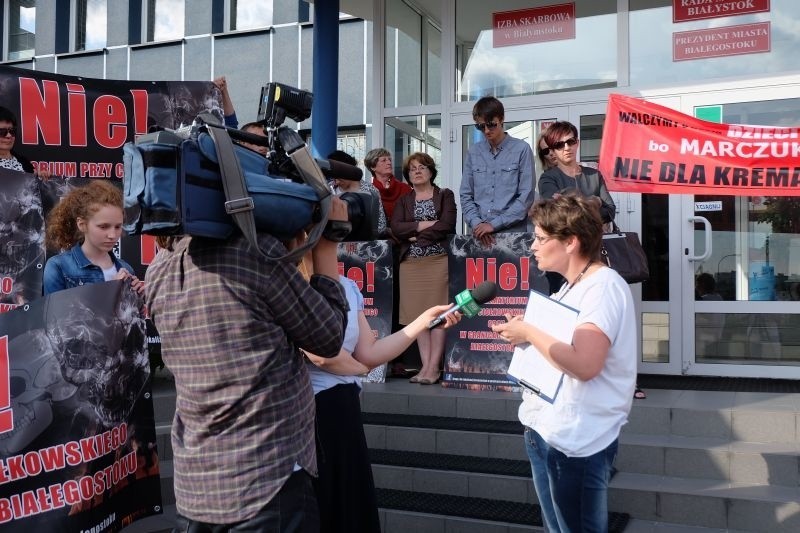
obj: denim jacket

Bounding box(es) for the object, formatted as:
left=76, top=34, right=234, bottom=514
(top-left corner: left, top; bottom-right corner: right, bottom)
left=43, top=243, right=135, bottom=295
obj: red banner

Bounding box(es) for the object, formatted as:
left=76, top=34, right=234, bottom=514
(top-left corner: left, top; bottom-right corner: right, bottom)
left=673, top=0, right=770, bottom=23
left=599, top=94, right=800, bottom=196
left=493, top=3, right=575, bottom=48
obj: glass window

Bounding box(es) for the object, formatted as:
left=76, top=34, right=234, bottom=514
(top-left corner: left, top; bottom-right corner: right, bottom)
left=642, top=194, right=669, bottom=301
left=692, top=98, right=800, bottom=303
left=336, top=129, right=368, bottom=173
left=230, top=0, right=273, bottom=31
left=456, top=0, right=617, bottom=102
left=147, top=0, right=184, bottom=42
left=8, top=0, right=36, bottom=60
left=384, top=114, right=441, bottom=176
left=385, top=0, right=441, bottom=108
left=696, top=313, right=800, bottom=365
left=630, top=0, right=800, bottom=87
left=642, top=312, right=669, bottom=363
left=75, top=0, right=107, bottom=51
left=425, top=20, right=442, bottom=106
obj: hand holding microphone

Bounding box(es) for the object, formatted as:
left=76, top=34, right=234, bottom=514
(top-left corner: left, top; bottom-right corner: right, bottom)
left=428, top=281, right=499, bottom=329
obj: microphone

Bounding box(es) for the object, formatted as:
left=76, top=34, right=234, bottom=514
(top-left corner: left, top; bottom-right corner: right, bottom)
left=315, top=158, right=363, bottom=182
left=427, top=281, right=498, bottom=329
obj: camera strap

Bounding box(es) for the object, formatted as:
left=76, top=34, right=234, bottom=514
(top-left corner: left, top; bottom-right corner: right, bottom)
left=201, top=118, right=314, bottom=263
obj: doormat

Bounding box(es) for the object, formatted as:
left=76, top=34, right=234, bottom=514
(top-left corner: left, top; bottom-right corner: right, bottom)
left=638, top=374, right=800, bottom=393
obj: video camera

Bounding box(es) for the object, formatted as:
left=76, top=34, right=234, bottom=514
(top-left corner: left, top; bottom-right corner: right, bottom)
left=237, top=82, right=378, bottom=242
left=124, top=82, right=376, bottom=254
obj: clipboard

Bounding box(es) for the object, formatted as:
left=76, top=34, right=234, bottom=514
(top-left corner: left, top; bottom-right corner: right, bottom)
left=506, top=290, right=579, bottom=403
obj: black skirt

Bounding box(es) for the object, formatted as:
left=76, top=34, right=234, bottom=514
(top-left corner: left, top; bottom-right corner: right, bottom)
left=313, top=383, right=381, bottom=533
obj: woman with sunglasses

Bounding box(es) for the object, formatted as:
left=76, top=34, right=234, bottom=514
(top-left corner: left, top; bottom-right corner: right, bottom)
left=537, top=132, right=558, bottom=173
left=538, top=121, right=615, bottom=225
left=0, top=106, right=51, bottom=178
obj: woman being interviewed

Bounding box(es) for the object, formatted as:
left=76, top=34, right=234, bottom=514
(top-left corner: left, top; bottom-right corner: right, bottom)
left=391, top=152, right=457, bottom=384
left=492, top=192, right=636, bottom=533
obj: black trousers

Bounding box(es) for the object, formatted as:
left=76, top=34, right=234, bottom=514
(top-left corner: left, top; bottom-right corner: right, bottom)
left=172, top=470, right=319, bottom=533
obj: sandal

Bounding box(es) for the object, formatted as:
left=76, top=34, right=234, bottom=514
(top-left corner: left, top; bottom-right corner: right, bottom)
left=634, top=387, right=646, bottom=399
left=409, top=374, right=422, bottom=383
left=419, top=373, right=441, bottom=385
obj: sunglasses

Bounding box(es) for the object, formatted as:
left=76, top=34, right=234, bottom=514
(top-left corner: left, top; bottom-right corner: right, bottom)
left=474, top=121, right=499, bottom=131
left=551, top=137, right=578, bottom=151
left=0, top=127, right=17, bottom=137
left=538, top=147, right=551, bottom=157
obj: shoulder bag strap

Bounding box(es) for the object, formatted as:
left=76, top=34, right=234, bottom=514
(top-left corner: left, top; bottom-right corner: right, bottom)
left=202, top=118, right=308, bottom=263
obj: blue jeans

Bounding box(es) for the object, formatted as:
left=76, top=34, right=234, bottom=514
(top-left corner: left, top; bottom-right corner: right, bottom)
left=172, top=470, right=319, bottom=533
left=525, top=428, right=618, bottom=533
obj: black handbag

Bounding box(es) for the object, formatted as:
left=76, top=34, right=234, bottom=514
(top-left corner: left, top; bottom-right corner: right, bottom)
left=600, top=224, right=649, bottom=284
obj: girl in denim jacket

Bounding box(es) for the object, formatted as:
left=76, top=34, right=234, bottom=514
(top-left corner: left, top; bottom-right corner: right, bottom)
left=43, top=180, right=144, bottom=296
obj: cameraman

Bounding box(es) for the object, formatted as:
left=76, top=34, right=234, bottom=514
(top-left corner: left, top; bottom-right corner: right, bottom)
left=145, top=198, right=350, bottom=532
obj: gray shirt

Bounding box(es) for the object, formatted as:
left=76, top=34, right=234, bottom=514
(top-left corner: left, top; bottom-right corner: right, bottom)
left=538, top=165, right=617, bottom=223
left=460, top=134, right=535, bottom=233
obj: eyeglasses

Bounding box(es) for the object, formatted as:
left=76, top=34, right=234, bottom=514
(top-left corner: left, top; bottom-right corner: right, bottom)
left=538, top=146, right=551, bottom=158
left=0, top=128, right=17, bottom=137
left=551, top=137, right=578, bottom=151
left=474, top=121, right=499, bottom=131
left=533, top=233, right=555, bottom=245
left=409, top=165, right=429, bottom=173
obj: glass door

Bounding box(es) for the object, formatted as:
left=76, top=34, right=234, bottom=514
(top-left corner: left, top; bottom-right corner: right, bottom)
left=679, top=89, right=800, bottom=378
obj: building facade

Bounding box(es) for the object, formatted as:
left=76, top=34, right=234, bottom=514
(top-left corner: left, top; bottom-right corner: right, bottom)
left=4, top=0, right=800, bottom=379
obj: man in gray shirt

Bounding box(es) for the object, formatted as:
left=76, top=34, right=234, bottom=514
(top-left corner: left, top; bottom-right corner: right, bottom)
left=460, top=96, right=535, bottom=246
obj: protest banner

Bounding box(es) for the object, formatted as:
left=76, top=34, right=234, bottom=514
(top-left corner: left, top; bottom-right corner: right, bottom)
left=599, top=93, right=800, bottom=196
left=0, top=281, right=160, bottom=532
left=442, top=233, right=548, bottom=391
left=338, top=241, right=393, bottom=382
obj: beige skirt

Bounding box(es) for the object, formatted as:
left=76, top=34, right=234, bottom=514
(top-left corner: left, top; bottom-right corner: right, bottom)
left=398, top=254, right=449, bottom=326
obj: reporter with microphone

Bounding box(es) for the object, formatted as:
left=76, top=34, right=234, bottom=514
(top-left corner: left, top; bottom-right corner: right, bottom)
left=301, top=261, right=463, bottom=533
left=391, top=152, right=457, bottom=384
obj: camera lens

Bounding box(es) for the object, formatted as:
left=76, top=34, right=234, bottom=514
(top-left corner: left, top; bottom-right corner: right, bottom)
left=338, top=191, right=378, bottom=242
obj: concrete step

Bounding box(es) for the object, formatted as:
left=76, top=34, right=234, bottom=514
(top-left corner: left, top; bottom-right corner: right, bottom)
left=623, top=518, right=752, bottom=533
left=371, top=457, right=536, bottom=505
left=364, top=384, right=800, bottom=445
left=362, top=381, right=520, bottom=421
left=150, top=376, right=800, bottom=531
left=618, top=432, right=800, bottom=486
left=380, top=508, right=539, bottom=532
left=609, top=471, right=800, bottom=531
left=369, top=447, right=800, bottom=531
left=370, top=449, right=538, bottom=504
left=151, top=371, right=177, bottom=426
left=623, top=389, right=800, bottom=443
left=364, top=416, right=527, bottom=462
left=157, top=459, right=175, bottom=506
